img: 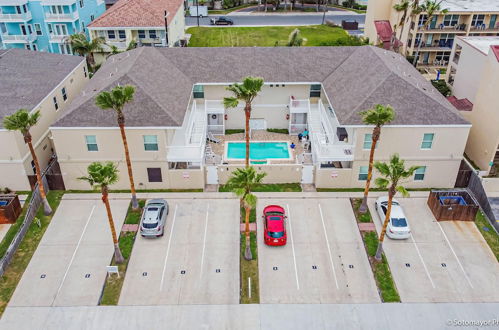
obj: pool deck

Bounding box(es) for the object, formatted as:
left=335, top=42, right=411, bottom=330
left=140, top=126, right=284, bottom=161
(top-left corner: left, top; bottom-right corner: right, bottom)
left=208, top=131, right=307, bottom=165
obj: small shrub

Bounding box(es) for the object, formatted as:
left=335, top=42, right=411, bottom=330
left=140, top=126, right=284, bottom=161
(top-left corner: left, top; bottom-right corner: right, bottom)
left=431, top=79, right=451, bottom=97
left=267, top=128, right=289, bottom=134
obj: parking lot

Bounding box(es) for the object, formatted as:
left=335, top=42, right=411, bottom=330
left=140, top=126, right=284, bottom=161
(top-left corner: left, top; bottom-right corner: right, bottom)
left=9, top=197, right=129, bottom=307
left=368, top=197, right=499, bottom=303
left=257, top=197, right=380, bottom=304
left=119, top=198, right=240, bottom=305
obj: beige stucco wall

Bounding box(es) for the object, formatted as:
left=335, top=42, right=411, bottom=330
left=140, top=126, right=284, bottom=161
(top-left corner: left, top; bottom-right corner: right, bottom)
left=0, top=60, right=88, bottom=191
left=365, top=0, right=393, bottom=44
left=167, top=4, right=186, bottom=47
left=463, top=52, right=499, bottom=172
left=217, top=164, right=302, bottom=184
left=51, top=127, right=204, bottom=190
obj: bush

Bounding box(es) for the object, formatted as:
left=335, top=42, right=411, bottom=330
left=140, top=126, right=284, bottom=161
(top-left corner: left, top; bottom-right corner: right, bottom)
left=319, top=35, right=368, bottom=46
left=431, top=79, right=451, bottom=97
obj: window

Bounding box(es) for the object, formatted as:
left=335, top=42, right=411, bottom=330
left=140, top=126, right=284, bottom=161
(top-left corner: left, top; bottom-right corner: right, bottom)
left=472, top=14, right=485, bottom=26
left=27, top=24, right=33, bottom=34
left=358, top=166, right=368, bottom=181
left=363, top=133, right=372, bottom=150
left=138, top=30, right=146, bottom=38
left=118, top=30, right=125, bottom=39
left=147, top=168, right=162, bottom=182
left=421, top=133, right=434, bottom=149
left=418, top=14, right=428, bottom=26
left=90, top=14, right=94, bottom=21
left=79, top=0, right=84, bottom=8
left=83, top=66, right=87, bottom=78
left=85, top=135, right=98, bottom=151
left=193, top=85, right=204, bottom=98
left=443, top=14, right=459, bottom=27
left=61, top=87, right=67, bottom=101
left=59, top=43, right=71, bottom=54
left=143, top=135, right=158, bottom=151
left=34, top=23, right=42, bottom=36
left=32, top=44, right=37, bottom=51
left=107, top=30, right=115, bottom=39
left=25, top=44, right=31, bottom=50
left=414, top=166, right=426, bottom=181
left=149, top=30, right=157, bottom=39
left=53, top=96, right=58, bottom=110
left=310, top=84, right=321, bottom=97
left=81, top=22, right=85, bottom=31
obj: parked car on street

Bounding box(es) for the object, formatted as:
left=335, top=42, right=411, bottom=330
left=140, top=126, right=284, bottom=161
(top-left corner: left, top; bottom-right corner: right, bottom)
left=140, top=199, right=168, bottom=238
left=210, top=17, right=234, bottom=25
left=375, top=196, right=411, bottom=239
left=262, top=205, right=287, bottom=246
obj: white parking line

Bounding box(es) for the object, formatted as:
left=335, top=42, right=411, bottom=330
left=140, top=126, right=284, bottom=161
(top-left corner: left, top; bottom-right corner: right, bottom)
left=318, top=203, right=339, bottom=289
left=410, top=234, right=436, bottom=289
left=52, top=204, right=95, bottom=306
left=286, top=204, right=300, bottom=290
left=436, top=222, right=474, bottom=288
left=200, top=203, right=210, bottom=279
left=160, top=204, right=178, bottom=291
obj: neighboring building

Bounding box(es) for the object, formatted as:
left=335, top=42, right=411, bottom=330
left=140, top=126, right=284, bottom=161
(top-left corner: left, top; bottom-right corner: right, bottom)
left=0, top=48, right=88, bottom=190
left=51, top=46, right=470, bottom=191
left=87, top=0, right=186, bottom=63
left=445, top=36, right=499, bottom=174
left=0, top=0, right=106, bottom=54
left=365, top=0, right=499, bottom=72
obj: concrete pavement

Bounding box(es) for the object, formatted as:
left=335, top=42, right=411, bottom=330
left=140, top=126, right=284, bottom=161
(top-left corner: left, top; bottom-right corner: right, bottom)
left=2, top=303, right=499, bottom=329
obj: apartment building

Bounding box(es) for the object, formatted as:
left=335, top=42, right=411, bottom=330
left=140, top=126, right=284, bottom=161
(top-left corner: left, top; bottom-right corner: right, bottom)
left=50, top=46, right=469, bottom=190
left=0, top=0, right=105, bottom=54
left=445, top=36, right=499, bottom=175
left=87, top=0, right=186, bottom=63
left=366, top=0, right=499, bottom=72
left=0, top=48, right=88, bottom=191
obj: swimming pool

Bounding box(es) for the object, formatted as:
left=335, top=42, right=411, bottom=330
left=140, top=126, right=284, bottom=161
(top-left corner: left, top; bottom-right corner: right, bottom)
left=225, top=141, right=291, bottom=161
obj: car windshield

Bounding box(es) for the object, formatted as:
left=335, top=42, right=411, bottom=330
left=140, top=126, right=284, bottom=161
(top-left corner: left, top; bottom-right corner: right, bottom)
left=143, top=222, right=158, bottom=229
left=268, top=216, right=281, bottom=221
left=147, top=207, right=159, bottom=211
left=268, top=231, right=284, bottom=238
left=391, top=218, right=408, bottom=227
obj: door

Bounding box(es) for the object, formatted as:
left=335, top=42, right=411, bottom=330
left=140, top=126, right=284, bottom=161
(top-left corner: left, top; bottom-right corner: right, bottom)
left=490, top=15, right=497, bottom=29
left=20, top=24, right=27, bottom=35
left=54, top=24, right=68, bottom=35
left=206, top=166, right=218, bottom=185
left=301, top=165, right=314, bottom=184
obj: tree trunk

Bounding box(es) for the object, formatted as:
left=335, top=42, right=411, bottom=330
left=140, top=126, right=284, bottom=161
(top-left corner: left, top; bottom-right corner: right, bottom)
left=244, top=204, right=252, bottom=260
left=102, top=187, right=124, bottom=264
left=244, top=104, right=251, bottom=168
left=118, top=122, right=139, bottom=209
left=26, top=135, right=52, bottom=215
left=375, top=187, right=395, bottom=261
left=359, top=126, right=381, bottom=213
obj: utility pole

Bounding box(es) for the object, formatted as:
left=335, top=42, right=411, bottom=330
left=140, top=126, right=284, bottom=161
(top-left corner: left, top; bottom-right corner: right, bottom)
left=164, top=10, right=169, bottom=46
left=196, top=0, right=200, bottom=27
left=322, top=5, right=328, bottom=25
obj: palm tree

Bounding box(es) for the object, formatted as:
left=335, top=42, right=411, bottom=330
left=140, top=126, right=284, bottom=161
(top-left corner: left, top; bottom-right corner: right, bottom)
left=358, top=105, right=395, bottom=213
left=412, top=0, right=448, bottom=66
left=392, top=0, right=411, bottom=52
left=95, top=85, right=139, bottom=210
left=226, top=167, right=266, bottom=260
left=3, top=109, right=52, bottom=215
left=373, top=154, right=419, bottom=261
left=67, top=33, right=105, bottom=70
left=78, top=162, right=124, bottom=263
left=223, top=77, right=264, bottom=168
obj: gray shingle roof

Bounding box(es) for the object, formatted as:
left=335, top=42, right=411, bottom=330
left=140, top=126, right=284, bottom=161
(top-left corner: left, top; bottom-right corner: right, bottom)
left=54, top=46, right=468, bottom=128
left=0, top=49, right=85, bottom=123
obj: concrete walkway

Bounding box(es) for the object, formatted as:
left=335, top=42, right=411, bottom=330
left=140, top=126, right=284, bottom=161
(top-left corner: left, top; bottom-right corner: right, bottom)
left=2, top=303, right=498, bottom=329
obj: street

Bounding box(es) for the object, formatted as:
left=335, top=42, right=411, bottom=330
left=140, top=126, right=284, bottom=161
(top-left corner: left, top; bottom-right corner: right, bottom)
left=186, top=13, right=365, bottom=27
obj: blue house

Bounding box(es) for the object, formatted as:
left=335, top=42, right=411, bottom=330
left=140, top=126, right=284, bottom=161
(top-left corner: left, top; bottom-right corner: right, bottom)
left=0, top=0, right=106, bottom=54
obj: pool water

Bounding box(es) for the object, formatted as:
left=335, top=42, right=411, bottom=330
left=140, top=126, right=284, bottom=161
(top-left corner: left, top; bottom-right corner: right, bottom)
left=227, top=142, right=290, bottom=160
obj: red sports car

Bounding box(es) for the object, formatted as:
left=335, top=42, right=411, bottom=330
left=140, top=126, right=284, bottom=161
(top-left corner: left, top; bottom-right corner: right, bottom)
left=262, top=205, right=287, bottom=246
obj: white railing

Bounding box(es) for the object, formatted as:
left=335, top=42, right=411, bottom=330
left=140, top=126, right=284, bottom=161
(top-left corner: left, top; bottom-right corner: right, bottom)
left=103, top=40, right=128, bottom=51
left=45, top=11, right=79, bottom=21
left=0, top=12, right=32, bottom=21
left=41, top=0, right=76, bottom=5
left=208, top=124, right=224, bottom=135
left=1, top=32, right=37, bottom=43
left=289, top=97, right=310, bottom=113
left=49, top=34, right=69, bottom=43
left=185, top=102, right=197, bottom=143
left=205, top=100, right=226, bottom=113
left=290, top=123, right=307, bottom=134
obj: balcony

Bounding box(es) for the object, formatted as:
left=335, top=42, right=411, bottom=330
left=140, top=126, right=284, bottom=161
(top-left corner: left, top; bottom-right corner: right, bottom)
left=101, top=40, right=127, bottom=52
left=40, top=0, right=76, bottom=5
left=0, top=12, right=32, bottom=22
left=44, top=11, right=79, bottom=22
left=420, top=23, right=467, bottom=33
left=49, top=34, right=69, bottom=43
left=0, top=0, right=28, bottom=5
left=1, top=32, right=37, bottom=43
left=469, top=24, right=499, bottom=33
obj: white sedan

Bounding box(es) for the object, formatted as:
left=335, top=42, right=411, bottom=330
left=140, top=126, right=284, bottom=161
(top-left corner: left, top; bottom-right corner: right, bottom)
left=374, top=196, right=411, bottom=239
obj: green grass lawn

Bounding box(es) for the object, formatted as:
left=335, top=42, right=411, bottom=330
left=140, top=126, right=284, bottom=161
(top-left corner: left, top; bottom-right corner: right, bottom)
left=219, top=183, right=301, bottom=192
left=187, top=25, right=351, bottom=47
left=240, top=232, right=259, bottom=303
left=0, top=190, right=64, bottom=316
left=475, top=211, right=499, bottom=262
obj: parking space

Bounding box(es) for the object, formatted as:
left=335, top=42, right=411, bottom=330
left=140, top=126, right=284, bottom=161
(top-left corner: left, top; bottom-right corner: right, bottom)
left=119, top=198, right=240, bottom=305
left=9, top=198, right=129, bottom=307
left=368, top=197, right=499, bottom=303
left=257, top=197, right=380, bottom=304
